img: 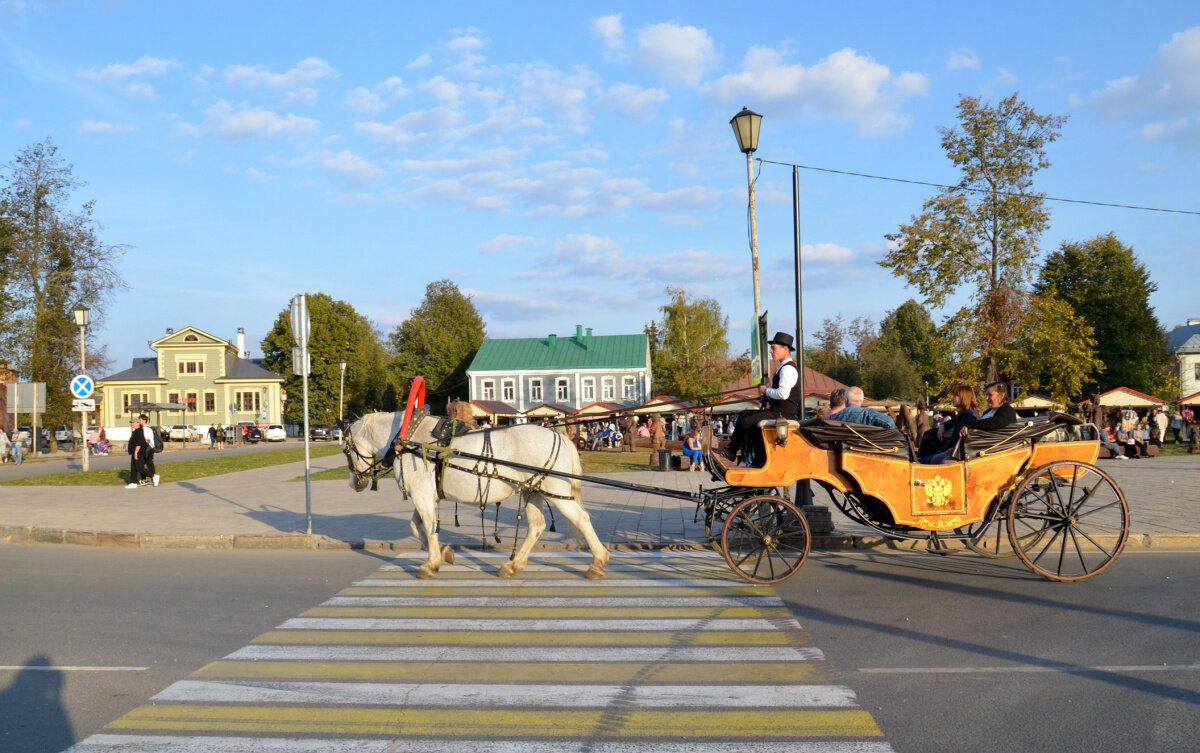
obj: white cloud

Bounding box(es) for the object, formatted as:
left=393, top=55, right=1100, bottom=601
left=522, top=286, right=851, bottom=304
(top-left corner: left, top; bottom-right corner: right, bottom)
left=13, top=118, right=31, bottom=128
left=462, top=289, right=567, bottom=320
left=407, top=53, right=433, bottom=70
left=704, top=46, right=929, bottom=136
left=981, top=67, right=1018, bottom=95
left=594, top=82, right=668, bottom=121
left=481, top=234, right=543, bottom=252
left=641, top=248, right=742, bottom=283
left=639, top=185, right=726, bottom=211
left=354, top=106, right=464, bottom=146
left=200, top=100, right=319, bottom=140
left=1081, top=25, right=1200, bottom=148
left=320, top=150, right=386, bottom=186
left=945, top=48, right=980, bottom=71
left=78, top=120, right=137, bottom=135
left=636, top=22, right=718, bottom=86
left=419, top=75, right=461, bottom=104
left=399, top=147, right=523, bottom=174
left=446, top=29, right=486, bottom=52
left=78, top=54, right=174, bottom=98
left=245, top=167, right=278, bottom=183
left=516, top=234, right=630, bottom=279
left=803, top=242, right=854, bottom=263
left=593, top=14, right=624, bottom=60
left=514, top=63, right=600, bottom=124
left=343, top=76, right=411, bottom=113
left=223, top=58, right=336, bottom=103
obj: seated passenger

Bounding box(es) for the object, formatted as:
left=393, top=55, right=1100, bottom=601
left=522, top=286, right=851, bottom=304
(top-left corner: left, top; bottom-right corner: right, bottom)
left=682, top=431, right=704, bottom=472
left=826, top=387, right=896, bottom=429
left=922, top=382, right=1017, bottom=464
left=728, top=332, right=803, bottom=466
left=917, top=384, right=979, bottom=460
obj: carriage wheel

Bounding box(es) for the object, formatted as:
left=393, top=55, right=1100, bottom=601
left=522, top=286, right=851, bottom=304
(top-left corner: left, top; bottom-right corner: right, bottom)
left=721, top=496, right=810, bottom=584
left=1007, top=461, right=1128, bottom=581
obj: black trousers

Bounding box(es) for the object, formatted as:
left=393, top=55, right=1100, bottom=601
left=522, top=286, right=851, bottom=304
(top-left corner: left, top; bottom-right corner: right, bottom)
left=129, top=452, right=146, bottom=483
left=143, top=450, right=156, bottom=478
left=730, top=409, right=780, bottom=462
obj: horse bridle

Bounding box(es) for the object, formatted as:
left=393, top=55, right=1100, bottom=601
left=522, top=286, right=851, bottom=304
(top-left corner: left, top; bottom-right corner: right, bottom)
left=341, top=423, right=397, bottom=491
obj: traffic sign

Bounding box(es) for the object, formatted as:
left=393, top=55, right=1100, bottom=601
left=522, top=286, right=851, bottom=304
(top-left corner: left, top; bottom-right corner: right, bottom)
left=70, top=374, right=94, bottom=399
left=72, top=398, right=96, bottom=411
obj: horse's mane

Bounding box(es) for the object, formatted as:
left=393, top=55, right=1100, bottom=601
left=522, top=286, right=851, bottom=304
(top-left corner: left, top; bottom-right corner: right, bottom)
left=359, top=411, right=408, bottom=458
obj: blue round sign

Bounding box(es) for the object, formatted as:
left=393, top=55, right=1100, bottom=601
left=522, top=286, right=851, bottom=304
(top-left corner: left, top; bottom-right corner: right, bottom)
left=70, top=374, right=94, bottom=399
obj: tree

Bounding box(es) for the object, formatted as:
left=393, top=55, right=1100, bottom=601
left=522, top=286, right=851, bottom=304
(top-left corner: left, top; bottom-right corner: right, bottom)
left=877, top=299, right=948, bottom=393
left=388, top=279, right=485, bottom=412
left=1036, top=233, right=1171, bottom=396
left=1000, top=293, right=1104, bottom=405
left=881, top=94, right=1067, bottom=381
left=261, top=293, right=392, bottom=424
left=0, top=139, right=124, bottom=441
left=650, top=287, right=743, bottom=400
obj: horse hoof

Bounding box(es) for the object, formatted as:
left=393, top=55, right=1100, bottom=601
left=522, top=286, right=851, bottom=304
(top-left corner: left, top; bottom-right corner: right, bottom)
left=417, top=564, right=438, bottom=579
left=441, top=545, right=455, bottom=564
left=497, top=561, right=517, bottom=578
left=585, top=564, right=606, bottom=580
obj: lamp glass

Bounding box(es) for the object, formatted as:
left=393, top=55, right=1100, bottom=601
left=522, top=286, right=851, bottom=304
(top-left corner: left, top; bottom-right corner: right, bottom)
left=730, top=108, right=762, bottom=154
left=73, top=305, right=90, bottom=327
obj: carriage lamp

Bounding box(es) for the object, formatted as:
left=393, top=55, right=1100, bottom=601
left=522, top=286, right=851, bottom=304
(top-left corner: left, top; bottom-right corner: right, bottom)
left=775, top=419, right=789, bottom=447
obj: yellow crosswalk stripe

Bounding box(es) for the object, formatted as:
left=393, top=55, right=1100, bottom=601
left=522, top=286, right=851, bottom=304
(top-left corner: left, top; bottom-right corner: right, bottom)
left=251, top=629, right=811, bottom=646
left=300, top=605, right=793, bottom=618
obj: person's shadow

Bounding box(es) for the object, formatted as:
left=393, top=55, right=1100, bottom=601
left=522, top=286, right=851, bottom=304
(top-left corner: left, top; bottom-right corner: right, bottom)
left=0, top=655, right=75, bottom=752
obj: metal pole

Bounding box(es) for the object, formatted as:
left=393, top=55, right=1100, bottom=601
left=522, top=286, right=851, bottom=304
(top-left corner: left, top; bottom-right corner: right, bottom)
left=303, top=356, right=311, bottom=535
left=746, top=151, right=762, bottom=322
left=339, top=362, right=346, bottom=422
left=793, top=165, right=811, bottom=507
left=80, top=324, right=88, bottom=473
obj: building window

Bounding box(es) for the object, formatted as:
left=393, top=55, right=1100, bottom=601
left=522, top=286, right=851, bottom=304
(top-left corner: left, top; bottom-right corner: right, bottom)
left=602, top=377, right=615, bottom=401
left=582, top=378, right=595, bottom=402
left=502, top=379, right=515, bottom=402
left=204, top=392, right=215, bottom=412
left=481, top=379, right=495, bottom=400
left=1195, top=363, right=1200, bottom=381
left=622, top=376, right=636, bottom=400
left=186, top=392, right=198, bottom=412
left=235, top=391, right=260, bottom=412
left=168, top=392, right=180, bottom=405
left=530, top=379, right=543, bottom=402
left=556, top=378, right=569, bottom=401
left=121, top=393, right=149, bottom=416
left=177, top=359, right=204, bottom=375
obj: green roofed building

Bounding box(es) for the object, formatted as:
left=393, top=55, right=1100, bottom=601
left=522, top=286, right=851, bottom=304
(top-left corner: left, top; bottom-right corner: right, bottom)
left=467, top=325, right=651, bottom=413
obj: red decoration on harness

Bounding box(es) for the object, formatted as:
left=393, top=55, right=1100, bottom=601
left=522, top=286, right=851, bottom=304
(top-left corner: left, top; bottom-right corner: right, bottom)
left=401, top=376, right=426, bottom=438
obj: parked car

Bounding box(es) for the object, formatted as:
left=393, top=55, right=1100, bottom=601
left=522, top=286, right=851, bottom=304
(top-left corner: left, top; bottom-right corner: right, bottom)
left=54, top=425, right=72, bottom=443
left=168, top=425, right=199, bottom=442
left=243, top=426, right=263, bottom=443
left=310, top=424, right=333, bottom=441
left=264, top=424, right=286, bottom=442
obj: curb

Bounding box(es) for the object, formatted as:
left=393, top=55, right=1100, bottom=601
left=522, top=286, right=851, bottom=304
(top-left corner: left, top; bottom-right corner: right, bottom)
left=4, top=524, right=1200, bottom=552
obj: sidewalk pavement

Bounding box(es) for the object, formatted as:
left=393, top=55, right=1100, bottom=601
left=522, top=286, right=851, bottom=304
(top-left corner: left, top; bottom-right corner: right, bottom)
left=1, top=452, right=1199, bottom=552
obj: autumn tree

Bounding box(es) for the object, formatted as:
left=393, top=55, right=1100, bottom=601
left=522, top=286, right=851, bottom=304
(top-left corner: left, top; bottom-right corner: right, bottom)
left=261, top=292, right=391, bottom=424
left=388, top=279, right=485, bottom=412
left=881, top=94, right=1067, bottom=382
left=650, top=287, right=743, bottom=400
left=1036, top=233, right=1170, bottom=396
left=1000, top=294, right=1104, bottom=404
left=0, top=139, right=124, bottom=440
left=877, top=299, right=948, bottom=392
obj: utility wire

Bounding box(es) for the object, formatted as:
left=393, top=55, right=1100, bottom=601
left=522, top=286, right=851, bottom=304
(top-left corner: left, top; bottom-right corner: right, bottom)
left=757, top=158, right=1200, bottom=216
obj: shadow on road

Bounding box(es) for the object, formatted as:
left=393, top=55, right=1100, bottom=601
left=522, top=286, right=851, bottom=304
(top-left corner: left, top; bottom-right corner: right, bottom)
left=0, top=655, right=74, bottom=752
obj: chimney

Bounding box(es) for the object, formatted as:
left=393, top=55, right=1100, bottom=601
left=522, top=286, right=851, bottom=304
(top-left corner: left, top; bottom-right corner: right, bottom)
left=548, top=333, right=556, bottom=348
left=586, top=327, right=593, bottom=351
left=165, top=327, right=174, bottom=334
left=1189, top=318, right=1200, bottom=327
left=237, top=327, right=246, bottom=359
left=575, top=324, right=583, bottom=345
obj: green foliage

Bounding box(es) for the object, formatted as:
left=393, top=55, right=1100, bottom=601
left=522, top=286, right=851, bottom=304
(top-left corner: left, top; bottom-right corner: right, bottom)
left=649, top=287, right=743, bottom=400
left=878, top=299, right=949, bottom=392
left=858, top=340, right=923, bottom=400
left=388, top=279, right=485, bottom=413
left=0, top=139, right=124, bottom=434
left=1036, top=233, right=1171, bottom=396
left=881, top=94, right=1066, bottom=380
left=261, top=292, right=391, bottom=423
left=1000, top=294, right=1104, bottom=405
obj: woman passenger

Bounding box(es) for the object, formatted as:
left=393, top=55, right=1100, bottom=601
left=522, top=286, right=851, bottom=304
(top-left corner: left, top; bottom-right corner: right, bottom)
left=917, top=385, right=979, bottom=462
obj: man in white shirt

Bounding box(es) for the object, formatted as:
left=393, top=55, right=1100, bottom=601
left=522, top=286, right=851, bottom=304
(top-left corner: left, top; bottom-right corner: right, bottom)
left=728, top=332, right=803, bottom=466
left=139, top=415, right=160, bottom=487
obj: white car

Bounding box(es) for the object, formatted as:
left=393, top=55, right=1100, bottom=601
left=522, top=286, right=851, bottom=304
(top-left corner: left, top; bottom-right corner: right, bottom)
left=168, top=425, right=199, bottom=442
left=264, top=424, right=287, bottom=442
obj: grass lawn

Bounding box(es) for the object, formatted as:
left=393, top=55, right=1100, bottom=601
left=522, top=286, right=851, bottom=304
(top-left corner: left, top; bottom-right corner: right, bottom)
left=1, top=444, right=344, bottom=486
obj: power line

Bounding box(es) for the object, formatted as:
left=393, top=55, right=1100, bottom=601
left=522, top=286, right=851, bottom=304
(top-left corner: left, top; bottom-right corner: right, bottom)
left=757, top=159, right=1200, bottom=216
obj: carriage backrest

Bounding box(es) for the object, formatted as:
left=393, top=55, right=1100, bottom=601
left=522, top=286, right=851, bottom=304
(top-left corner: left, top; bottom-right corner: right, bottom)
left=797, top=419, right=915, bottom=462
left=957, top=412, right=1085, bottom=461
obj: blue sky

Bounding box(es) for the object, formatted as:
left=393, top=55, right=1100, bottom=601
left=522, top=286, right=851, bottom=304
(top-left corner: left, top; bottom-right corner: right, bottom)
left=2, top=2, right=1197, bottom=373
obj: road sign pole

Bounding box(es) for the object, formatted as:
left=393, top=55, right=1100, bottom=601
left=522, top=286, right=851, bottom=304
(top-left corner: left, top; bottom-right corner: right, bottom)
left=291, top=294, right=313, bottom=536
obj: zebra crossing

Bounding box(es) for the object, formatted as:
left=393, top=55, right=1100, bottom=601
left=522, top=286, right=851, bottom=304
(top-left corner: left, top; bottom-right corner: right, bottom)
left=67, top=550, right=894, bottom=752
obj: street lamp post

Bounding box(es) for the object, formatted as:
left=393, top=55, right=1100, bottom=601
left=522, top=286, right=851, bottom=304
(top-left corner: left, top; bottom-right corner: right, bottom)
left=72, top=304, right=89, bottom=473
left=339, top=361, right=347, bottom=422
left=730, top=107, right=763, bottom=322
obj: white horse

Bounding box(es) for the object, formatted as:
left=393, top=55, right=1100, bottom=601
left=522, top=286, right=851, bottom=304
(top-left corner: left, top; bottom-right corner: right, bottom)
left=342, top=411, right=609, bottom=580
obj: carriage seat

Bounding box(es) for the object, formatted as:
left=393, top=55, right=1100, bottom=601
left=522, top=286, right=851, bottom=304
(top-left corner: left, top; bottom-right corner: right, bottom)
left=955, top=412, right=1084, bottom=461
left=797, top=419, right=914, bottom=462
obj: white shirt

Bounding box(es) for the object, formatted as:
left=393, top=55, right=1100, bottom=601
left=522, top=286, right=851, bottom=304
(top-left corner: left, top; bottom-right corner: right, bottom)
left=764, top=361, right=798, bottom=400
left=143, top=425, right=156, bottom=449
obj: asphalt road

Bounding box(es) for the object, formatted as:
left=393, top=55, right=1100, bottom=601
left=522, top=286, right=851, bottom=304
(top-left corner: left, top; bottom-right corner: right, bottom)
left=776, top=548, right=1200, bottom=753
left=1, top=546, right=1197, bottom=753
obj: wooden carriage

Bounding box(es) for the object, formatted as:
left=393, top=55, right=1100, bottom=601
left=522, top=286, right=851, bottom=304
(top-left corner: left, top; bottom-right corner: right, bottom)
left=702, top=413, right=1128, bottom=584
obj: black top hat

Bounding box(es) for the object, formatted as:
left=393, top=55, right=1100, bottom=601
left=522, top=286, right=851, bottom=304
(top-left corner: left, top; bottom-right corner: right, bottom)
left=767, top=331, right=795, bottom=351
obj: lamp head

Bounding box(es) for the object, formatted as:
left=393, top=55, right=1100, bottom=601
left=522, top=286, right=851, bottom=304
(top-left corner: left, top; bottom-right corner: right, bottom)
left=72, top=304, right=90, bottom=327
left=730, top=107, right=762, bottom=154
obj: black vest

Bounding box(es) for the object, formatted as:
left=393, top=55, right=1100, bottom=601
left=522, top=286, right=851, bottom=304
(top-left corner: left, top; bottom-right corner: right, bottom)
left=769, top=361, right=803, bottom=420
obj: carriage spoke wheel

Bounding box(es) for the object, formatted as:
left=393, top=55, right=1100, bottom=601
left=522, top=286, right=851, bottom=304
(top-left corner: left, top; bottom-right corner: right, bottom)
left=1007, top=461, right=1128, bottom=581
left=961, top=500, right=1043, bottom=559
left=721, top=496, right=810, bottom=584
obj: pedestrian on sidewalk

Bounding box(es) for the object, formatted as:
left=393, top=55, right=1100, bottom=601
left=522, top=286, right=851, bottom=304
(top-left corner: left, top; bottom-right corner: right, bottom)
left=0, top=428, right=9, bottom=464
left=140, top=415, right=160, bottom=487
left=127, top=418, right=147, bottom=488
left=208, top=424, right=217, bottom=450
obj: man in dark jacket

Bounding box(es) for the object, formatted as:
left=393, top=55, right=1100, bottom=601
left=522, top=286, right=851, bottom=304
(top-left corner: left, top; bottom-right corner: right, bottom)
left=126, top=418, right=147, bottom=489
left=728, top=332, right=803, bottom=466
left=961, top=382, right=1018, bottom=435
